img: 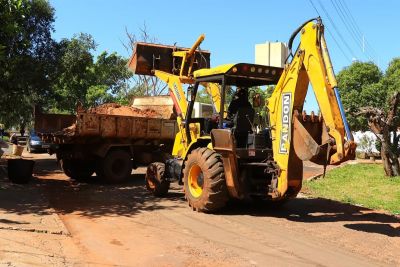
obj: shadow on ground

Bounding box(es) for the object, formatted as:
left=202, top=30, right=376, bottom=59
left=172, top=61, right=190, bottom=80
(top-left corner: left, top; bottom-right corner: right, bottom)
left=1, top=156, right=399, bottom=237
left=220, top=198, right=400, bottom=237
left=343, top=223, right=400, bottom=237
left=0, top=157, right=184, bottom=218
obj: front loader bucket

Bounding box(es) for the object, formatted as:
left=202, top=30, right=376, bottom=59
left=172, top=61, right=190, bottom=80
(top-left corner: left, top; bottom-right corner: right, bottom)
left=128, top=42, right=211, bottom=76
left=293, top=111, right=332, bottom=165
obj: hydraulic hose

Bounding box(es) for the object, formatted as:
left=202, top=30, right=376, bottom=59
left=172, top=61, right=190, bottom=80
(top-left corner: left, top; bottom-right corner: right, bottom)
left=287, top=17, right=320, bottom=61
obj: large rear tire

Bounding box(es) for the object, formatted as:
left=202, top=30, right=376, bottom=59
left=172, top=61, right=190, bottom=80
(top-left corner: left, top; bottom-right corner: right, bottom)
left=60, top=159, right=94, bottom=181
left=96, top=149, right=132, bottom=183
left=183, top=148, right=228, bottom=212
left=145, top=162, right=170, bottom=197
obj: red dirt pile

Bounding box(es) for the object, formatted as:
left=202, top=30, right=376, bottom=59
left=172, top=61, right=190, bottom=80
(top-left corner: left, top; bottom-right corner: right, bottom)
left=58, top=103, right=163, bottom=137
left=87, top=103, right=162, bottom=118
left=62, top=124, right=76, bottom=136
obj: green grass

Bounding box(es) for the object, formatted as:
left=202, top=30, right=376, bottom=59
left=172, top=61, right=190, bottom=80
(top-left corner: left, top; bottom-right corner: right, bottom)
left=303, top=163, right=400, bottom=215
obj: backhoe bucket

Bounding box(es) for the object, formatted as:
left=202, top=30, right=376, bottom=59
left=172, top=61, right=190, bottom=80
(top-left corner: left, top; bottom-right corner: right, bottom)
left=293, top=112, right=331, bottom=165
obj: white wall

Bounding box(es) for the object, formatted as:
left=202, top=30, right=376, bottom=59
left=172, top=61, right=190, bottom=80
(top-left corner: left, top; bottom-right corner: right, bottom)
left=353, top=131, right=378, bottom=153
left=353, top=130, right=400, bottom=153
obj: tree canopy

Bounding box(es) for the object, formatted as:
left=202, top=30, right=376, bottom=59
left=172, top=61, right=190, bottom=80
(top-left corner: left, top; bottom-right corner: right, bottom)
left=0, top=0, right=57, bottom=127
left=338, top=60, right=400, bottom=131
left=338, top=60, right=400, bottom=176
left=51, top=34, right=132, bottom=113
left=337, top=62, right=385, bottom=131
left=0, top=0, right=134, bottom=127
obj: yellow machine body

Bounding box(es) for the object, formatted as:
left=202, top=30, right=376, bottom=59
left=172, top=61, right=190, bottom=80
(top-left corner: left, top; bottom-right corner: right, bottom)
left=130, top=18, right=356, bottom=212
left=267, top=19, right=356, bottom=199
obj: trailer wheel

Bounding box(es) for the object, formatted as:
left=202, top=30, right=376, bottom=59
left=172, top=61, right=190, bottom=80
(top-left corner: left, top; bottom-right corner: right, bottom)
left=96, top=149, right=132, bottom=183
left=60, top=159, right=94, bottom=181
left=183, top=148, right=228, bottom=213
left=145, top=162, right=170, bottom=197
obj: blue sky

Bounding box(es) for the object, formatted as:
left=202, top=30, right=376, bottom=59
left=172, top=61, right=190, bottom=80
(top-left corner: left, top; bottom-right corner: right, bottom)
left=50, top=0, right=399, bottom=111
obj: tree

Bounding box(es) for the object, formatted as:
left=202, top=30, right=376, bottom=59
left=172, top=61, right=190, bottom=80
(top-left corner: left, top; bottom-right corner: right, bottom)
left=90, top=51, right=132, bottom=106
left=337, top=62, right=384, bottom=131
left=92, top=51, right=131, bottom=95
left=195, top=86, right=213, bottom=104
left=52, top=33, right=96, bottom=112
left=52, top=34, right=133, bottom=112
left=359, top=92, right=399, bottom=176
left=0, top=0, right=57, bottom=127
left=0, top=0, right=139, bottom=127
left=358, top=58, right=400, bottom=176
left=338, top=60, right=400, bottom=176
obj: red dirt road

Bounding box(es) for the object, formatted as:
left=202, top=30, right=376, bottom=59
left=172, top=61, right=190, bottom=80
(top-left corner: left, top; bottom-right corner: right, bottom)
left=1, top=153, right=399, bottom=266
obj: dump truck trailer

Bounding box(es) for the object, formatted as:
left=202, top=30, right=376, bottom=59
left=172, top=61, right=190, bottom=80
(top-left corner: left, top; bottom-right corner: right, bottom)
left=35, top=106, right=178, bottom=183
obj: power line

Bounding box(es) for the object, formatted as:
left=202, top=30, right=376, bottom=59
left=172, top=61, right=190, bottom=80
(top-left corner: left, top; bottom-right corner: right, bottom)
left=330, top=0, right=364, bottom=55
left=330, top=0, right=377, bottom=63
left=307, top=0, right=352, bottom=63
left=316, top=0, right=357, bottom=60
left=333, top=0, right=362, bottom=41
left=338, top=0, right=362, bottom=33
left=333, top=0, right=376, bottom=62
left=336, top=0, right=380, bottom=62
left=325, top=27, right=352, bottom=63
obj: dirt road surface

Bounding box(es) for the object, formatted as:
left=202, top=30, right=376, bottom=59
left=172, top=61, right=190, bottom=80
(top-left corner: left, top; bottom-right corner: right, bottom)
left=1, top=152, right=399, bottom=266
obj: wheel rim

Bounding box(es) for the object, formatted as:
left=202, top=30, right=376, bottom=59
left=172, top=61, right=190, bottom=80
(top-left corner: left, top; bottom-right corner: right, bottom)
left=188, top=164, right=204, bottom=198
left=147, top=178, right=156, bottom=189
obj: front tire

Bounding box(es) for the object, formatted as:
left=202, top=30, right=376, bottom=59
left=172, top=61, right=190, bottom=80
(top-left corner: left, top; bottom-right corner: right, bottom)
left=145, top=162, right=170, bottom=197
left=183, top=148, right=228, bottom=212
left=96, top=149, right=132, bottom=183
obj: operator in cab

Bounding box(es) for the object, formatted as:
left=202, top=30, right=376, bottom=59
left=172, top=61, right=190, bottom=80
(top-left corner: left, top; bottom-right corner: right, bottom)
left=225, top=87, right=252, bottom=127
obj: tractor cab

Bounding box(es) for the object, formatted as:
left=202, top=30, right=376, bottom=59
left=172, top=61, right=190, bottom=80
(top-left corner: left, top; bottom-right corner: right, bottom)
left=183, top=63, right=284, bottom=199
left=187, top=63, right=283, bottom=148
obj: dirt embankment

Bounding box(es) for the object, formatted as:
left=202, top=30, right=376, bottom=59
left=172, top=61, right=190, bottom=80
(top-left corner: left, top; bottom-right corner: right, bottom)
left=87, top=103, right=162, bottom=118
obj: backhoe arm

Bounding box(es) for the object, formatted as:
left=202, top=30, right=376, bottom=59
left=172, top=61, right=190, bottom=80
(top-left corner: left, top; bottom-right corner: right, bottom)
left=152, top=35, right=222, bottom=157
left=268, top=18, right=356, bottom=199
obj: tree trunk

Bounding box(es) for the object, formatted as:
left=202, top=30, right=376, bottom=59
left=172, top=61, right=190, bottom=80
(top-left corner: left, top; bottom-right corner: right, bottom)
left=380, top=129, right=400, bottom=176
left=381, top=141, right=394, bottom=176
left=393, top=157, right=400, bottom=176
left=360, top=92, right=400, bottom=177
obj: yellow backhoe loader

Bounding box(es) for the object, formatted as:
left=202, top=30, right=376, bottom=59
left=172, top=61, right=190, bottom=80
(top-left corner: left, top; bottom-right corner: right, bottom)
left=129, top=17, right=356, bottom=212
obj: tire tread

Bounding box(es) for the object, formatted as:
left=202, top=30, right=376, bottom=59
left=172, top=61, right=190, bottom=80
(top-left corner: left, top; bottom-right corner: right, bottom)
left=183, top=148, right=228, bottom=212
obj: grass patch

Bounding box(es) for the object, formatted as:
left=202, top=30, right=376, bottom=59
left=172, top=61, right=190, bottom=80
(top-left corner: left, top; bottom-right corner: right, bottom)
left=303, top=163, right=400, bottom=215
